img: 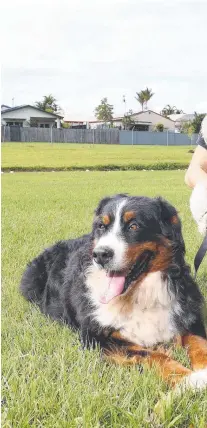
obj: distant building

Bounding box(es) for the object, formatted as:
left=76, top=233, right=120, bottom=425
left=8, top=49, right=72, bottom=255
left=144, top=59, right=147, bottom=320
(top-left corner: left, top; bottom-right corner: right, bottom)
left=89, top=110, right=175, bottom=131
left=89, top=117, right=123, bottom=130
left=168, top=113, right=196, bottom=132
left=63, top=120, right=87, bottom=129
left=1, top=105, right=63, bottom=128
left=1, top=104, right=11, bottom=112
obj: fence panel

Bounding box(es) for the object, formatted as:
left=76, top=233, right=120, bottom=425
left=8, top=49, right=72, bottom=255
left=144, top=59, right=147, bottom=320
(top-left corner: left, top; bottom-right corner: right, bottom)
left=1, top=126, right=198, bottom=145
left=120, top=130, right=198, bottom=145
left=1, top=125, right=10, bottom=142
left=17, top=127, right=120, bottom=144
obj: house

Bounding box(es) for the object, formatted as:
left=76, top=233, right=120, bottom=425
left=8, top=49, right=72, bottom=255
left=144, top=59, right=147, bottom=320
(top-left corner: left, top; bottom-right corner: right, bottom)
left=89, top=117, right=123, bottom=129
left=89, top=110, right=175, bottom=131
left=129, top=110, right=175, bottom=131
left=168, top=113, right=195, bottom=132
left=1, top=104, right=11, bottom=112
left=1, top=105, right=63, bottom=128
left=63, top=120, right=87, bottom=129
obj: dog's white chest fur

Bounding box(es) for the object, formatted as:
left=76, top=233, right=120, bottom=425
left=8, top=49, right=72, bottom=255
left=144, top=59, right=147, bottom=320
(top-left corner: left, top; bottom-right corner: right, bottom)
left=87, top=270, right=177, bottom=347
left=120, top=304, right=175, bottom=347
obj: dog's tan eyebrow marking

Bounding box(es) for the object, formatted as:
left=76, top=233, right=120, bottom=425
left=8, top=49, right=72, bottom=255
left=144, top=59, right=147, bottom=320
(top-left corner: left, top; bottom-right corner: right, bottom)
left=123, top=211, right=136, bottom=222
left=170, top=215, right=179, bottom=225
left=102, top=215, right=111, bottom=225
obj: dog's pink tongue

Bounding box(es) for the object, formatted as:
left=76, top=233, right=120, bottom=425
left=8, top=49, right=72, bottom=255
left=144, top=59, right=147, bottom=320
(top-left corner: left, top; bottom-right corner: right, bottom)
left=100, top=273, right=125, bottom=304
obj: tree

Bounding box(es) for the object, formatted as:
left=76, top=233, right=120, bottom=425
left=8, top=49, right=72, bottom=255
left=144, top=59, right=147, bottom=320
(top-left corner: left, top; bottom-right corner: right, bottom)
left=175, top=108, right=184, bottom=114
left=181, top=112, right=205, bottom=135
left=122, top=112, right=135, bottom=130
left=191, top=112, right=206, bottom=133
left=135, top=91, right=145, bottom=111
left=135, top=87, right=154, bottom=111
left=35, top=94, right=61, bottom=114
left=155, top=123, right=164, bottom=132
left=26, top=118, right=39, bottom=127
left=94, top=98, right=114, bottom=122
left=61, top=121, right=70, bottom=129
left=161, top=105, right=184, bottom=116
left=142, top=87, right=154, bottom=109
left=181, top=122, right=194, bottom=138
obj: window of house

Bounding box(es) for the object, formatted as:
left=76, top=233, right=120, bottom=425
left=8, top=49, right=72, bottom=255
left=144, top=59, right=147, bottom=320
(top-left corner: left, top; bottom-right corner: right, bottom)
left=39, top=123, right=50, bottom=128
left=6, top=121, right=23, bottom=127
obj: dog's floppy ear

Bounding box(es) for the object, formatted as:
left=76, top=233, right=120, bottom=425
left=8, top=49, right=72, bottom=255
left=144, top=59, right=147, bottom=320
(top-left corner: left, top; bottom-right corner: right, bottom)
left=156, top=197, right=185, bottom=252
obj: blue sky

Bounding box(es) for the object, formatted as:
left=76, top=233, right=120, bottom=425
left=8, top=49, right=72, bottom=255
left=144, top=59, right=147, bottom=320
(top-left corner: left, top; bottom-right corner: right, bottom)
left=2, top=0, right=207, bottom=120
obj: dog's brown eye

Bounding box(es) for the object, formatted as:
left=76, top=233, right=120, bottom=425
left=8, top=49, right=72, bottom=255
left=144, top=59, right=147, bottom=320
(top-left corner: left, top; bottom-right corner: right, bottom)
left=129, top=223, right=138, bottom=231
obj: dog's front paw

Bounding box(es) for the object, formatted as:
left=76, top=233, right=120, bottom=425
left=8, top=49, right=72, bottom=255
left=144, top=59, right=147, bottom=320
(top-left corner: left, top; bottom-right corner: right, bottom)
left=176, top=368, right=207, bottom=392
left=154, top=369, right=207, bottom=419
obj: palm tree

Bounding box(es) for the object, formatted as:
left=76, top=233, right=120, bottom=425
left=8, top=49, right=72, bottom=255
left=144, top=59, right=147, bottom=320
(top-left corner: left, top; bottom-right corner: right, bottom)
left=135, top=91, right=145, bottom=111
left=35, top=94, right=59, bottom=113
left=142, top=87, right=154, bottom=109
left=161, top=105, right=184, bottom=116
left=135, top=87, right=154, bottom=111
left=175, top=108, right=184, bottom=114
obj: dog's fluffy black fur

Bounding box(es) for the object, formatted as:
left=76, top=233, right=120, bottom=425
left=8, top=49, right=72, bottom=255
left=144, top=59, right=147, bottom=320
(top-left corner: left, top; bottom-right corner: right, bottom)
left=20, top=194, right=206, bottom=349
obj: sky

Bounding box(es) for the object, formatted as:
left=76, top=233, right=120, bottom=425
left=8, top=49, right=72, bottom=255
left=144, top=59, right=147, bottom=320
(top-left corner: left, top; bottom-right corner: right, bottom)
left=1, top=0, right=207, bottom=120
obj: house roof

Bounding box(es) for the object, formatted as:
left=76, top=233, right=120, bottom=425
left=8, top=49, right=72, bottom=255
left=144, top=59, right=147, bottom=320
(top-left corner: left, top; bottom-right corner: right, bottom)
left=1, top=104, right=63, bottom=118
left=168, top=113, right=195, bottom=122
left=130, top=110, right=175, bottom=122
left=89, top=117, right=123, bottom=124
left=89, top=110, right=175, bottom=124
left=64, top=120, right=85, bottom=123
left=1, top=104, right=11, bottom=112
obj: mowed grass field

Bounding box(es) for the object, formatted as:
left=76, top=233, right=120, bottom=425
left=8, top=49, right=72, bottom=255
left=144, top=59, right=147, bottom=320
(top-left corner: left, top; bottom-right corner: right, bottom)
left=2, top=170, right=207, bottom=427
left=2, top=143, right=195, bottom=171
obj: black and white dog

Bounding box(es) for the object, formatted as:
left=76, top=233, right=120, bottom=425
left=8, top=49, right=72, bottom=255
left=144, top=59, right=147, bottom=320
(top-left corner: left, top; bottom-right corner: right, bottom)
left=20, top=194, right=207, bottom=391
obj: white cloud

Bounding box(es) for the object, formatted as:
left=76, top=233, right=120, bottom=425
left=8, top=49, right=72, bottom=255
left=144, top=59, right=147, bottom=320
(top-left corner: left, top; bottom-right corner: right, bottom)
left=1, top=0, right=207, bottom=119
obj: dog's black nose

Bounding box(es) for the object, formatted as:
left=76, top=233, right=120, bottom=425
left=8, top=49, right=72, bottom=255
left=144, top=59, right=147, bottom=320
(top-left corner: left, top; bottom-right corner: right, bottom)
left=93, top=247, right=114, bottom=267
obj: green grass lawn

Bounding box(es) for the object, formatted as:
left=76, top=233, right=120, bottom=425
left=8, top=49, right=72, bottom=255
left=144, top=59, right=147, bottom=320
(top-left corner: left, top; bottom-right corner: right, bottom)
left=2, top=171, right=207, bottom=427
left=1, top=143, right=195, bottom=171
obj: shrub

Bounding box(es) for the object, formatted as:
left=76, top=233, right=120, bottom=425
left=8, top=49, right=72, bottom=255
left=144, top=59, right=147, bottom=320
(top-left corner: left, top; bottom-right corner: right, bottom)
left=155, top=123, right=164, bottom=132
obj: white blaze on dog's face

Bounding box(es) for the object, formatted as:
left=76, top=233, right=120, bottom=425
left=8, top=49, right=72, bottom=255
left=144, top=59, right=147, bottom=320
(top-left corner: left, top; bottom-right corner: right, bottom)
left=93, top=198, right=127, bottom=271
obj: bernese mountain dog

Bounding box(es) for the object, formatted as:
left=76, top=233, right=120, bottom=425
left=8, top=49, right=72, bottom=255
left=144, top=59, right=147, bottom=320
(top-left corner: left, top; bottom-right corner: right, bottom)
left=20, top=194, right=207, bottom=393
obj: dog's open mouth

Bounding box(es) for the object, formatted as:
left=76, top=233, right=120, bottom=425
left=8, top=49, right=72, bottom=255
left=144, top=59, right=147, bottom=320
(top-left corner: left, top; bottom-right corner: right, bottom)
left=99, top=250, right=153, bottom=304
left=99, top=271, right=126, bottom=304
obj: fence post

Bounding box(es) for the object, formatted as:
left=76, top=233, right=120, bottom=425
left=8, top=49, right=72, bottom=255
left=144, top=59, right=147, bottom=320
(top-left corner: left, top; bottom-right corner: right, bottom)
left=166, top=130, right=169, bottom=146
left=132, top=126, right=135, bottom=145
left=2, top=125, right=5, bottom=143
left=50, top=125, right=53, bottom=144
